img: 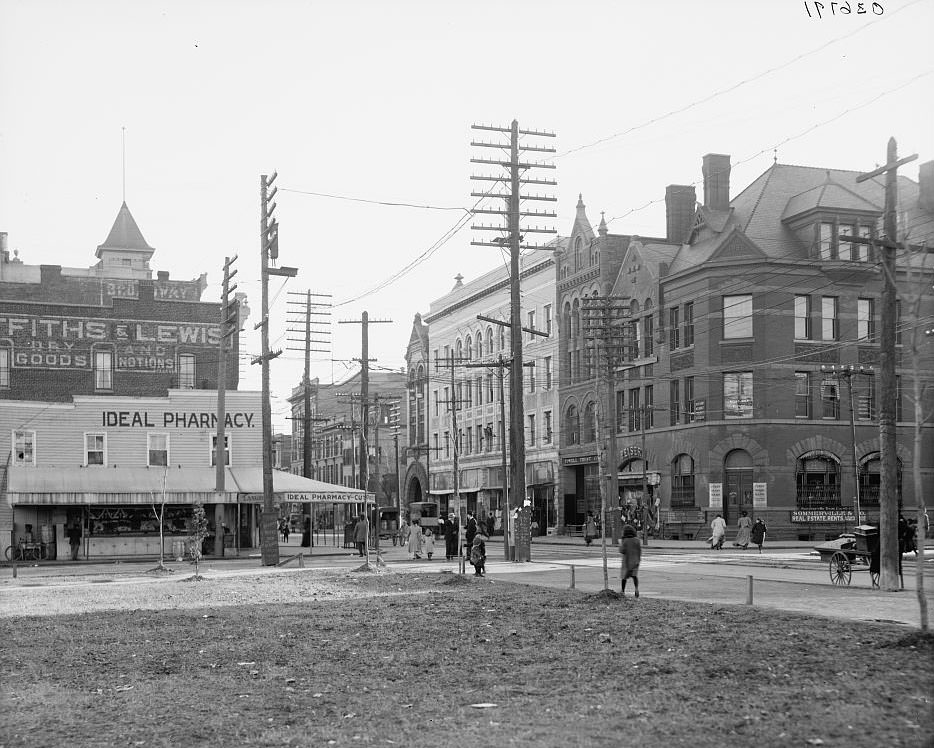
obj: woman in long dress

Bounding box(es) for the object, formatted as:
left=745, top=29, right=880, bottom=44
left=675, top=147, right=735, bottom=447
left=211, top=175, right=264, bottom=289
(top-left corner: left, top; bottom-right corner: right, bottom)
left=407, top=520, right=423, bottom=559
left=734, top=511, right=752, bottom=549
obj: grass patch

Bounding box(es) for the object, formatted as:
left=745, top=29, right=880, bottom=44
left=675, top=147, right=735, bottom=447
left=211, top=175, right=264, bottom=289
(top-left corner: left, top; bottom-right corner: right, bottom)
left=1, top=571, right=931, bottom=747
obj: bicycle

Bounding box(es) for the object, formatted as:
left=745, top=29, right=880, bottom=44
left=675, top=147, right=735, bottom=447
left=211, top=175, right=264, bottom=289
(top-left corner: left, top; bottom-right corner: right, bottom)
left=4, top=539, right=43, bottom=562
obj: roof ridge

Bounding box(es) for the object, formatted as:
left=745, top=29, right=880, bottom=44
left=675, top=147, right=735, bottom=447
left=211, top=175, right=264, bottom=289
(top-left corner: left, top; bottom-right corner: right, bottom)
left=741, top=163, right=778, bottom=233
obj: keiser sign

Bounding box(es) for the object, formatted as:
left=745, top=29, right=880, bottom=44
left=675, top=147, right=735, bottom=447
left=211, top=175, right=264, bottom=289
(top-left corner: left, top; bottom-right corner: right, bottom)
left=102, top=411, right=256, bottom=428
left=0, top=314, right=221, bottom=372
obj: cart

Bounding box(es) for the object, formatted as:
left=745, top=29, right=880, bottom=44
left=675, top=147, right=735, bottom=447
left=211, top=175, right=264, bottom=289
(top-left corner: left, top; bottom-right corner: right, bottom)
left=815, top=525, right=879, bottom=588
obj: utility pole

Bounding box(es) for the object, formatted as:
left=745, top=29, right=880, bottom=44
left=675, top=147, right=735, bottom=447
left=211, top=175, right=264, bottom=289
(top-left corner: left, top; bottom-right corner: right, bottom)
left=337, top=312, right=392, bottom=497
left=583, top=295, right=632, bottom=586
left=214, top=254, right=239, bottom=557
left=286, top=291, right=332, bottom=477
left=254, top=171, right=298, bottom=566
left=471, top=121, right=556, bottom=563
left=469, top=316, right=544, bottom=560
left=855, top=139, right=918, bottom=591
left=389, top=402, right=402, bottom=517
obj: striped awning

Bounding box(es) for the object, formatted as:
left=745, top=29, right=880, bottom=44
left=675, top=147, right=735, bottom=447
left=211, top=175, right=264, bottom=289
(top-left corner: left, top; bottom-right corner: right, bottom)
left=5, top=466, right=370, bottom=506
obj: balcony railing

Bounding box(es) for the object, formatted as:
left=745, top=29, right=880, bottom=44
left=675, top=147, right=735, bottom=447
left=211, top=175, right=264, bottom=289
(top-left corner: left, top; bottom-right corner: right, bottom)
left=795, top=486, right=841, bottom=510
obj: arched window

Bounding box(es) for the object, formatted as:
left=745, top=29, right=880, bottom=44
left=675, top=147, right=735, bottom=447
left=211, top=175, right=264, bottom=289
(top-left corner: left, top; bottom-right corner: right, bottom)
left=499, top=325, right=506, bottom=352
left=465, top=335, right=473, bottom=360
left=795, top=451, right=841, bottom=509
left=455, top=338, right=463, bottom=360
left=562, top=302, right=572, bottom=340
left=858, top=453, right=903, bottom=509
left=574, top=236, right=582, bottom=271
left=566, top=405, right=580, bottom=446
left=630, top=299, right=640, bottom=316
left=582, top=401, right=597, bottom=443
left=486, top=327, right=493, bottom=354
left=590, top=242, right=598, bottom=267
left=476, top=331, right=483, bottom=358
left=671, top=454, right=695, bottom=508
left=572, top=298, right=580, bottom=338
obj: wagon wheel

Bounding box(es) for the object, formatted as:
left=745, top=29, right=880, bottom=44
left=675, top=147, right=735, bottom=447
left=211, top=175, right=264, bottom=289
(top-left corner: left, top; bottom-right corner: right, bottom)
left=829, top=551, right=852, bottom=586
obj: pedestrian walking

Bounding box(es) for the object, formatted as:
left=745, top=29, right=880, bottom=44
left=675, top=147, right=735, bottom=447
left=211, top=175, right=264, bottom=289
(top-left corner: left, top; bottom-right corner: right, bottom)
left=66, top=522, right=82, bottom=561
left=353, top=515, right=369, bottom=557
left=734, top=511, right=752, bottom=549
left=470, top=533, right=487, bottom=576
left=710, top=514, right=726, bottom=550
left=465, top=511, right=478, bottom=556
left=422, top=526, right=435, bottom=559
left=444, top=513, right=458, bottom=561
left=397, top=517, right=409, bottom=547
left=281, top=522, right=290, bottom=543
left=408, top=520, right=423, bottom=559
left=750, top=517, right=767, bottom=554
left=619, top=524, right=642, bottom=598
left=583, top=512, right=597, bottom=546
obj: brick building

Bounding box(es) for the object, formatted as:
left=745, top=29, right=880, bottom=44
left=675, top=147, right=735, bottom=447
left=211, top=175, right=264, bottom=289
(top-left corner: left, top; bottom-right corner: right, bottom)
left=0, top=202, right=242, bottom=401
left=557, top=154, right=934, bottom=540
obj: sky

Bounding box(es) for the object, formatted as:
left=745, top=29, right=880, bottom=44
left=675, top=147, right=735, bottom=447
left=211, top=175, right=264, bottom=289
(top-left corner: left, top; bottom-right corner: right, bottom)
left=1, top=0, right=932, bottom=430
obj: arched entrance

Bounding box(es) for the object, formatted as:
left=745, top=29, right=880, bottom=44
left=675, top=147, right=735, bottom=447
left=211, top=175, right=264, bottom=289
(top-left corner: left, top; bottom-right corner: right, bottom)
left=723, top=449, right=753, bottom=523
left=402, top=460, right=428, bottom=519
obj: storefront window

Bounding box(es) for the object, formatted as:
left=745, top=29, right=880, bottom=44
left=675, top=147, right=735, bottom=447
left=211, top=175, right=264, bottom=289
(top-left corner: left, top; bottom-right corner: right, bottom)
left=795, top=452, right=840, bottom=509
left=88, top=504, right=191, bottom=536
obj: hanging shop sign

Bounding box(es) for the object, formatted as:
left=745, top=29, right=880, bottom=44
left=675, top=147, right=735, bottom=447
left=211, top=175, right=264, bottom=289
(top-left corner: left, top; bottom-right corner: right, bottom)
left=561, top=454, right=598, bottom=466
left=620, top=445, right=643, bottom=459
left=791, top=510, right=856, bottom=523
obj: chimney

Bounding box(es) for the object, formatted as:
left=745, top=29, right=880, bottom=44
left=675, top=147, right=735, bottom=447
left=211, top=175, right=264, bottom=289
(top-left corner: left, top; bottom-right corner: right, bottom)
left=157, top=270, right=170, bottom=281
left=919, top=160, right=934, bottom=212
left=702, top=153, right=731, bottom=211
left=665, top=185, right=696, bottom=243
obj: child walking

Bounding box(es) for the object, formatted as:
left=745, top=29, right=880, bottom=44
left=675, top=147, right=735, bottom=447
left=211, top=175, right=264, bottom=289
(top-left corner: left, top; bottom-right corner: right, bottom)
left=422, top=527, right=435, bottom=560
left=619, top=524, right=642, bottom=598
left=470, top=533, right=487, bottom=576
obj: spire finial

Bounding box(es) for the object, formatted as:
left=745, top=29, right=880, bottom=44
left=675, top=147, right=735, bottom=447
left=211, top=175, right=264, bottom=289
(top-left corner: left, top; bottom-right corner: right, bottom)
left=122, top=126, right=127, bottom=202
left=773, top=148, right=778, bottom=165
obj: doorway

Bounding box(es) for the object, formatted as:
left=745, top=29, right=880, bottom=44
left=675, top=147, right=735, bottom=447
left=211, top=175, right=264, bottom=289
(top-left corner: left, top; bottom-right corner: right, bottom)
left=724, top=449, right=753, bottom=524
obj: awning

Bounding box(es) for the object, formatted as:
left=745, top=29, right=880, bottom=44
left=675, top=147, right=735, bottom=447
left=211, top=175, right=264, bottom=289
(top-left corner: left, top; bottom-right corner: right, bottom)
left=5, top=466, right=370, bottom=506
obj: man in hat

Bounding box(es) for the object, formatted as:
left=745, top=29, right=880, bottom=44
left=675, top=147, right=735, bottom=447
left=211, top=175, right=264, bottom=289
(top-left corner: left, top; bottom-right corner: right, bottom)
left=444, top=512, right=458, bottom=561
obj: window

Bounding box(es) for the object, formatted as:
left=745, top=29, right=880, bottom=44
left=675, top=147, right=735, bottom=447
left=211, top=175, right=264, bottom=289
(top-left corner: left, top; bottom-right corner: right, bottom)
left=583, top=401, right=596, bottom=443
left=856, top=225, right=871, bottom=262
left=669, top=307, right=680, bottom=350
left=615, top=390, right=626, bottom=433
left=628, top=388, right=641, bottom=432
left=94, top=350, right=113, bottom=391
left=544, top=356, right=553, bottom=390
left=13, top=430, right=35, bottom=465
left=723, top=295, right=753, bottom=339
left=477, top=425, right=484, bottom=453
left=857, top=298, right=875, bottom=342
left=0, top=348, right=9, bottom=389
left=566, top=405, right=579, bottom=445
left=476, top=376, right=483, bottom=406
left=544, top=411, right=553, bottom=443
left=465, top=336, right=473, bottom=360
left=499, top=326, right=505, bottom=352
left=643, top=314, right=654, bottom=357
left=796, top=453, right=840, bottom=509
left=821, top=296, right=838, bottom=341
left=86, top=433, right=106, bottom=466
left=723, top=372, right=753, bottom=419
left=476, top=331, right=484, bottom=358
left=529, top=361, right=536, bottom=393
left=434, top=349, right=440, bottom=371
left=685, top=376, right=695, bottom=422
left=178, top=354, right=196, bottom=389
left=820, top=377, right=840, bottom=419
left=644, top=386, right=654, bottom=429
left=487, top=374, right=494, bottom=403
left=819, top=222, right=834, bottom=260
left=528, top=414, right=536, bottom=447
left=434, top=390, right=439, bottom=416
left=683, top=302, right=694, bottom=347
left=485, top=423, right=494, bottom=451
left=211, top=435, right=230, bottom=466
left=444, top=432, right=450, bottom=458
left=466, top=428, right=473, bottom=454
left=838, top=224, right=855, bottom=260
left=671, top=454, right=695, bottom=508
left=574, top=236, right=582, bottom=270
left=795, top=372, right=811, bottom=418
left=148, top=433, right=169, bottom=466
left=857, top=375, right=875, bottom=420
left=527, top=310, right=536, bottom=341
left=433, top=433, right=439, bottom=456
left=670, top=380, right=680, bottom=425
left=443, top=387, right=449, bottom=412
left=794, top=295, right=811, bottom=339
left=544, top=305, right=552, bottom=336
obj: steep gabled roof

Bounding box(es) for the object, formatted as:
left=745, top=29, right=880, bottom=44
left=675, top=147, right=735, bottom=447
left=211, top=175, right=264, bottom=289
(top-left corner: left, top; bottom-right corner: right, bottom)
left=96, top=201, right=155, bottom=258
left=782, top=173, right=881, bottom=220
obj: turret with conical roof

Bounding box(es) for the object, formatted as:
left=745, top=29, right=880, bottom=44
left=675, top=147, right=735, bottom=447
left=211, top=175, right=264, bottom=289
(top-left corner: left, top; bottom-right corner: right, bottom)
left=95, top=202, right=155, bottom=273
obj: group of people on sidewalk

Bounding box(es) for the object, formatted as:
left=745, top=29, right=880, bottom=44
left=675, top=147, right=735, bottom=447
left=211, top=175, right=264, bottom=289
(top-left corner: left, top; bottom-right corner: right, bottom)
left=709, top=511, right=767, bottom=552
left=394, top=510, right=488, bottom=576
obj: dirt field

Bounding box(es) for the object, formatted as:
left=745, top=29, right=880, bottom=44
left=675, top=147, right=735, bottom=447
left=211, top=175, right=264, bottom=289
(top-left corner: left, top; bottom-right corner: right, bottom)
left=1, top=568, right=931, bottom=747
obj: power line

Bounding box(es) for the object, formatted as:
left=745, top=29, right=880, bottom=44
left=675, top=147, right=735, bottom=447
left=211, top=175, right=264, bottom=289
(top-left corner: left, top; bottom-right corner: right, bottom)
left=279, top=186, right=469, bottom=213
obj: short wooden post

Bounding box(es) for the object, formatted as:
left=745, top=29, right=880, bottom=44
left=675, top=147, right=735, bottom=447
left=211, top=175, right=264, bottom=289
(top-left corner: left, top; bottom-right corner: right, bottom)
left=569, top=565, right=576, bottom=589
left=745, top=575, right=754, bottom=605
left=299, top=552, right=304, bottom=569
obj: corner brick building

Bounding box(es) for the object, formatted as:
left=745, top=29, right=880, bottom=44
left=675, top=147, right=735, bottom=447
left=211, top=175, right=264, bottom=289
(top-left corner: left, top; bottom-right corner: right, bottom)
left=0, top=202, right=241, bottom=401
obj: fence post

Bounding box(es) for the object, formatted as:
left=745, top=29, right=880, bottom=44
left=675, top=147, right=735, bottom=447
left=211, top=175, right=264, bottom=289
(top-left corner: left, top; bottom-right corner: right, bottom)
left=299, top=552, right=304, bottom=568
left=569, top=565, right=576, bottom=589
left=745, top=575, right=754, bottom=605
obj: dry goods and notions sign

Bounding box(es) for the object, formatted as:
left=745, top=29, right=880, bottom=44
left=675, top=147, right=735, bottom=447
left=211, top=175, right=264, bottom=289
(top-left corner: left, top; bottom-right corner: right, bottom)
left=0, top=313, right=220, bottom=372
